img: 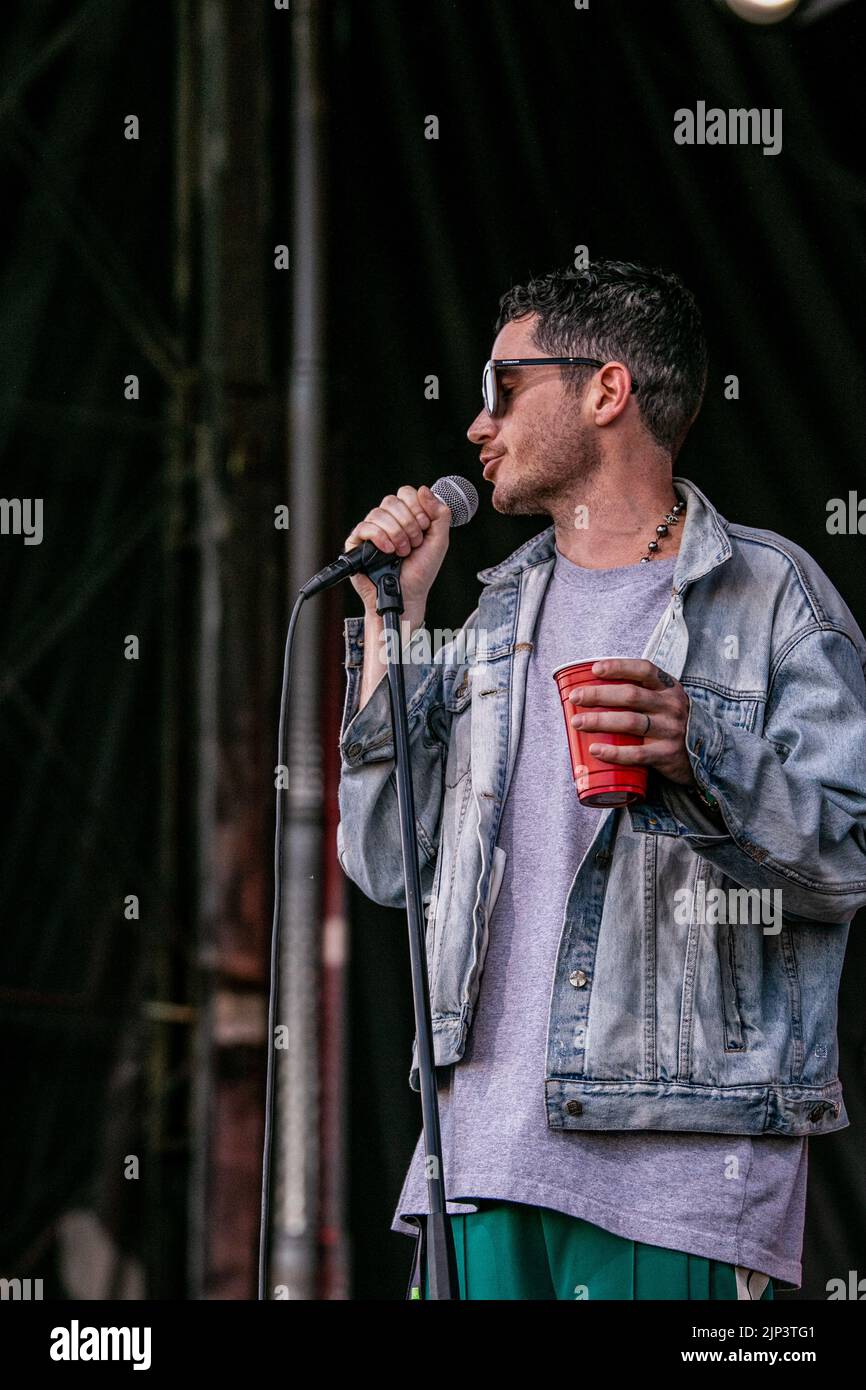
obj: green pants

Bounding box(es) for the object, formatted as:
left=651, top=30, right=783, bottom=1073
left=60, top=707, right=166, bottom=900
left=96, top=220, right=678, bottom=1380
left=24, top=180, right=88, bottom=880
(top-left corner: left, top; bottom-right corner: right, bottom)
left=415, top=1200, right=775, bottom=1301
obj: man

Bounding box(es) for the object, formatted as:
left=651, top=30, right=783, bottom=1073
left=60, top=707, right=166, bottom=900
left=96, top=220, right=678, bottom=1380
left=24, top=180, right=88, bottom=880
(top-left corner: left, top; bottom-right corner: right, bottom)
left=336, top=260, right=866, bottom=1300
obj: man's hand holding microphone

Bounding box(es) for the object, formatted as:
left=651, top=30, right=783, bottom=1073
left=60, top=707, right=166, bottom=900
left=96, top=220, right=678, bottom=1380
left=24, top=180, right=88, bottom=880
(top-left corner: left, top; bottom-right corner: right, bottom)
left=345, top=484, right=452, bottom=710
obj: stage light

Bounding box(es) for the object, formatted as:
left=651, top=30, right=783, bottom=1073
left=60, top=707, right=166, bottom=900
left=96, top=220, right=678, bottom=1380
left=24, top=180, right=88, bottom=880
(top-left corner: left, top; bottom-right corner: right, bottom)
left=723, top=0, right=801, bottom=23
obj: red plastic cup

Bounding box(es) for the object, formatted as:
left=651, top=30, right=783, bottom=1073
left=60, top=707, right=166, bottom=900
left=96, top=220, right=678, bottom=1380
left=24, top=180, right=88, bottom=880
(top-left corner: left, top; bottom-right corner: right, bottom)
left=552, top=659, right=649, bottom=807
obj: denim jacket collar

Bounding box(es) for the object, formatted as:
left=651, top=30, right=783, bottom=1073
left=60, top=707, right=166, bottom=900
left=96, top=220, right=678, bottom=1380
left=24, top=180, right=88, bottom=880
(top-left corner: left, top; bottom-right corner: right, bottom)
left=476, top=474, right=733, bottom=596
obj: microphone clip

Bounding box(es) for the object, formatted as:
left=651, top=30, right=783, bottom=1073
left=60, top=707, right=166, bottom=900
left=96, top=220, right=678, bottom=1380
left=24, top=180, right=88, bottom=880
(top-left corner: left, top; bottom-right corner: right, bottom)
left=365, top=550, right=405, bottom=616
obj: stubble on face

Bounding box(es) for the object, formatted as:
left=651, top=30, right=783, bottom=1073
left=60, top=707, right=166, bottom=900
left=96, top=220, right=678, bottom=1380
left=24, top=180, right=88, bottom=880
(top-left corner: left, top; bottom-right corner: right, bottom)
left=491, top=387, right=604, bottom=525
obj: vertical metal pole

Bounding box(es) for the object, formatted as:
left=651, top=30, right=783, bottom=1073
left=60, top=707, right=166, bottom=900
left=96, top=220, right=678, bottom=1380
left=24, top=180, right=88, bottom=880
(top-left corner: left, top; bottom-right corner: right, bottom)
left=188, top=0, right=227, bottom=1301
left=147, top=0, right=193, bottom=1302
left=269, top=0, right=327, bottom=1299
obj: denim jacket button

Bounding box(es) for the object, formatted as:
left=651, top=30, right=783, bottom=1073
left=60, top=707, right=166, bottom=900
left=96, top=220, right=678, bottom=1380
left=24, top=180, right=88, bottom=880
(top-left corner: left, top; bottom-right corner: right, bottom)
left=565, top=1100, right=583, bottom=1116
left=569, top=970, right=588, bottom=988
left=347, top=742, right=363, bottom=760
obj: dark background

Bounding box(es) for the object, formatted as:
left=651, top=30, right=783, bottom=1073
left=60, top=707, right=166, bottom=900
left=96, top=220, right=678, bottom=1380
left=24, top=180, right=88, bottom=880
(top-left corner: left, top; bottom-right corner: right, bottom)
left=1, top=0, right=864, bottom=1299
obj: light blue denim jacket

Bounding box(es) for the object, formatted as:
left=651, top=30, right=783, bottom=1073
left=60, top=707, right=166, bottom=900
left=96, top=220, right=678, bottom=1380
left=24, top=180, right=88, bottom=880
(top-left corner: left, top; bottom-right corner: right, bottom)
left=336, top=476, right=866, bottom=1138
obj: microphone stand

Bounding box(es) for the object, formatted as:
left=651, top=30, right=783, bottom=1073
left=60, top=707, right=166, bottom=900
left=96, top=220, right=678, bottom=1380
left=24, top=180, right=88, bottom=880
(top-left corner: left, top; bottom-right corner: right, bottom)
left=363, top=548, right=459, bottom=1301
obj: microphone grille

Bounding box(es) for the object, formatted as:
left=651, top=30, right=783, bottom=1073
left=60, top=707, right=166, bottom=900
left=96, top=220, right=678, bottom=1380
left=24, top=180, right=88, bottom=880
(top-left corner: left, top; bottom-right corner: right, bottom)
left=431, top=475, right=479, bottom=528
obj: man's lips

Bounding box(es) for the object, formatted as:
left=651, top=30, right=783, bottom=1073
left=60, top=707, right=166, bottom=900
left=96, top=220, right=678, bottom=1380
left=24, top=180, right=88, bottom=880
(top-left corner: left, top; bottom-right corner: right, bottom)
left=481, top=454, right=505, bottom=479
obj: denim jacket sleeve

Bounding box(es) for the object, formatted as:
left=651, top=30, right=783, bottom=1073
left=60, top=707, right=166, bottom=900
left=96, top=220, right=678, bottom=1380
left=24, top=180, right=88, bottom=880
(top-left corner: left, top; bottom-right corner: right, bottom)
left=661, top=624, right=866, bottom=923
left=336, top=614, right=452, bottom=909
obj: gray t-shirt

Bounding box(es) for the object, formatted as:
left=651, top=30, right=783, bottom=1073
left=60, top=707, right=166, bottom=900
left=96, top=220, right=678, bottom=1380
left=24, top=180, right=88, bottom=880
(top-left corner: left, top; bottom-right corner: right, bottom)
left=391, top=545, right=808, bottom=1289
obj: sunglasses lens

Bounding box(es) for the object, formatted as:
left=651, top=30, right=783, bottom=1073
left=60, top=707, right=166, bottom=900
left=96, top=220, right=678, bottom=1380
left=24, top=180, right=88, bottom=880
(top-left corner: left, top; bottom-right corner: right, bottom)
left=482, top=362, right=497, bottom=415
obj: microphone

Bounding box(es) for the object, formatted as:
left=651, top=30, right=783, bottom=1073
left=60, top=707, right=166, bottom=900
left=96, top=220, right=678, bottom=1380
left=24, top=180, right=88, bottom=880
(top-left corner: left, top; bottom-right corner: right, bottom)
left=300, top=474, right=479, bottom=598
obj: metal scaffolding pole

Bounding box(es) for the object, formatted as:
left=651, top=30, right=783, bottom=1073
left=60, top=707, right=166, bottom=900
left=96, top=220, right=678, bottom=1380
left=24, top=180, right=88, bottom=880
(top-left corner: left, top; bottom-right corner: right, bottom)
left=188, top=0, right=227, bottom=1302
left=150, top=0, right=195, bottom=1301
left=269, top=0, right=328, bottom=1299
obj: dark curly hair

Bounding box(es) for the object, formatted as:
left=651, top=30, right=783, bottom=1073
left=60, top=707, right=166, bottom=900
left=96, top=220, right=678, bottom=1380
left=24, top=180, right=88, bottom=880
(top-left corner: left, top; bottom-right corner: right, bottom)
left=494, top=259, right=708, bottom=456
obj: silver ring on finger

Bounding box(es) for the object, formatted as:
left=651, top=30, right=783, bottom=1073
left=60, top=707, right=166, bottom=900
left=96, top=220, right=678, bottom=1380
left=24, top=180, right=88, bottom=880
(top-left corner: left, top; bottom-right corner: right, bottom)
left=642, top=713, right=651, bottom=736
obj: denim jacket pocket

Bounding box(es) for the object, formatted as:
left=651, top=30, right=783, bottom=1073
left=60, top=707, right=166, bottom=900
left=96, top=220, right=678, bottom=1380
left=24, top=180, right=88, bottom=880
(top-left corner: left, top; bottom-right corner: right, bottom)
left=425, top=844, right=447, bottom=993
left=443, top=668, right=473, bottom=789
left=682, top=680, right=761, bottom=735
left=716, top=918, right=747, bottom=1053
left=433, top=774, right=474, bottom=973
left=779, top=916, right=806, bottom=1082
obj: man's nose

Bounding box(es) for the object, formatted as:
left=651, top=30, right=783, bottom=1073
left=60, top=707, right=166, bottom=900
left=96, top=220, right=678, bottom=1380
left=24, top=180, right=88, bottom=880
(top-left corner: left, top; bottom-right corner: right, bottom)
left=467, top=408, right=495, bottom=445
